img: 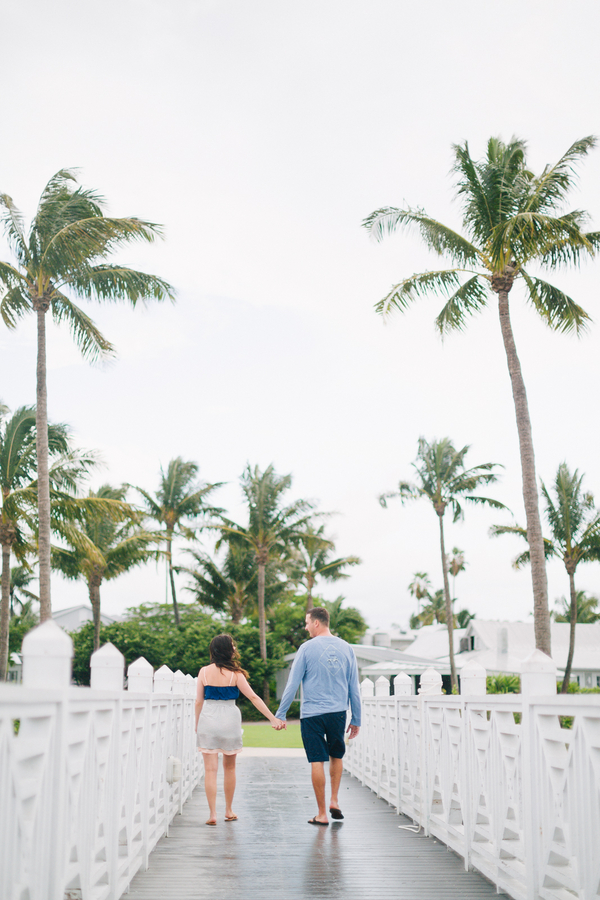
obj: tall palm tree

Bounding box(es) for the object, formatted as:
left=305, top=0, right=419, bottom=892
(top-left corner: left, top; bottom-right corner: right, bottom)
left=134, top=458, right=221, bottom=625
left=0, top=405, right=93, bottom=679
left=0, top=170, right=174, bottom=621
left=293, top=523, right=361, bottom=612
left=52, top=484, right=159, bottom=651
left=182, top=541, right=257, bottom=624
left=322, top=596, right=367, bottom=643
left=447, top=547, right=466, bottom=602
left=492, top=463, right=600, bottom=691
left=218, top=464, right=314, bottom=700
left=380, top=437, right=505, bottom=688
left=364, top=136, right=600, bottom=657
left=408, top=571, right=432, bottom=615
left=9, top=566, right=38, bottom=617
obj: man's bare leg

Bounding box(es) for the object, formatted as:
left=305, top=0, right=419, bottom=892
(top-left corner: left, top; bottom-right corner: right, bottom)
left=310, top=761, right=328, bottom=823
left=329, top=756, right=343, bottom=812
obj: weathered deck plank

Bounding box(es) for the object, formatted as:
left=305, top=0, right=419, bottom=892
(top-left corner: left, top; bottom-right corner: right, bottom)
left=128, top=755, right=505, bottom=899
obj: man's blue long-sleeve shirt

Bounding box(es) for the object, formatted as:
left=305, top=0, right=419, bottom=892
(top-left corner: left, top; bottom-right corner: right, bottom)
left=275, top=635, right=361, bottom=725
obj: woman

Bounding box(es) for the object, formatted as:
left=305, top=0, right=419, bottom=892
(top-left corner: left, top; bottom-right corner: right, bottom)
left=195, top=633, right=284, bottom=825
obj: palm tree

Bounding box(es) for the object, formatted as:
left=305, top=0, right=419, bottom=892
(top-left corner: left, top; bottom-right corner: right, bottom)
left=218, top=464, right=314, bottom=700
left=51, top=484, right=159, bottom=651
left=293, top=523, right=361, bottom=612
left=134, top=459, right=221, bottom=626
left=492, top=463, right=600, bottom=692
left=419, top=589, right=448, bottom=626
left=9, top=566, right=38, bottom=617
left=182, top=541, right=257, bottom=624
left=364, top=136, right=600, bottom=657
left=456, top=608, right=476, bottom=628
left=554, top=591, right=600, bottom=624
left=447, top=547, right=466, bottom=602
left=380, top=437, right=505, bottom=689
left=0, top=170, right=174, bottom=621
left=0, top=405, right=73, bottom=680
left=408, top=571, right=432, bottom=616
left=322, top=596, right=367, bottom=643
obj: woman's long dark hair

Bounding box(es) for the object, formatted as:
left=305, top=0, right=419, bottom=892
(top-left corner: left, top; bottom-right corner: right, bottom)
left=209, top=634, right=249, bottom=677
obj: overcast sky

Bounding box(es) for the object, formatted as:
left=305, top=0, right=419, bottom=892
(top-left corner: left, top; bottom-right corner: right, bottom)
left=2, top=0, right=600, bottom=631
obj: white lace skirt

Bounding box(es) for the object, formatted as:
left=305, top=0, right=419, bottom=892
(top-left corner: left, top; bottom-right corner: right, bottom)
left=197, top=699, right=243, bottom=755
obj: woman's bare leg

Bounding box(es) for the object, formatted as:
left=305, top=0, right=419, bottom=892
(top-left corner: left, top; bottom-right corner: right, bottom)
left=223, top=753, right=237, bottom=818
left=202, top=752, right=219, bottom=823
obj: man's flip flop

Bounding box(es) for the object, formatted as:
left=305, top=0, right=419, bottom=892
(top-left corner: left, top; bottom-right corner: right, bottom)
left=308, top=817, right=329, bottom=826
left=329, top=808, right=344, bottom=820
left=225, top=815, right=238, bottom=821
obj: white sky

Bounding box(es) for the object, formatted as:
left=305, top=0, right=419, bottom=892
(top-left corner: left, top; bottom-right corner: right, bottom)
left=2, top=0, right=600, bottom=630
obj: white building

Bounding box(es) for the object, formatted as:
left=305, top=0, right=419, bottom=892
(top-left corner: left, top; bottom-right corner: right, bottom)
left=52, top=604, right=119, bottom=633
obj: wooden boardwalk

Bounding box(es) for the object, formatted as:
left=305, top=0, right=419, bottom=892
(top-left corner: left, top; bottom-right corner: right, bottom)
left=128, top=755, right=505, bottom=900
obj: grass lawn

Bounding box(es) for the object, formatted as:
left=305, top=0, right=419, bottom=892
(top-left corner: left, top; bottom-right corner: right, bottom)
left=241, top=720, right=303, bottom=748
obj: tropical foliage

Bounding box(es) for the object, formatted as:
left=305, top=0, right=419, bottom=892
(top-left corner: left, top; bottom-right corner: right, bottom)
left=365, top=136, right=600, bottom=657
left=291, top=523, right=361, bottom=612
left=0, top=170, right=174, bottom=622
left=381, top=437, right=505, bottom=687
left=492, top=463, right=600, bottom=690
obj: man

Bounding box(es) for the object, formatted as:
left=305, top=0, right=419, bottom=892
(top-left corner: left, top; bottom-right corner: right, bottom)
left=275, top=606, right=361, bottom=825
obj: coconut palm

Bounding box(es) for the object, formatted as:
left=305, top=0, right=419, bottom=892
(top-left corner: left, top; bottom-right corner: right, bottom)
left=322, top=596, right=367, bottom=643
left=182, top=541, right=257, bottom=624
left=380, top=437, right=505, bottom=688
left=293, top=523, right=361, bottom=612
left=554, top=591, right=600, bottom=624
left=419, top=589, right=448, bottom=626
left=447, top=547, right=466, bottom=602
left=408, top=572, right=432, bottom=615
left=492, top=463, right=600, bottom=691
left=51, top=484, right=159, bottom=651
left=0, top=405, right=94, bottom=679
left=134, top=459, right=222, bottom=626
left=364, top=136, right=600, bottom=657
left=9, top=566, right=38, bottom=617
left=218, top=464, right=314, bottom=700
left=0, top=170, right=174, bottom=621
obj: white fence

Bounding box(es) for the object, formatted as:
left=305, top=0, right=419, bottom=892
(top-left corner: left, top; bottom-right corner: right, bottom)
left=344, top=653, right=600, bottom=900
left=0, top=620, right=202, bottom=900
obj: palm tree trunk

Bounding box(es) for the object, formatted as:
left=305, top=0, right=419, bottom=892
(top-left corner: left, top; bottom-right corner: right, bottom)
left=89, top=577, right=103, bottom=652
left=166, top=530, right=180, bottom=626
left=257, top=559, right=269, bottom=702
left=497, top=286, right=551, bottom=656
left=35, top=305, right=52, bottom=622
left=0, top=542, right=11, bottom=680
left=437, top=513, right=457, bottom=690
left=560, top=570, right=578, bottom=693
left=305, top=575, right=314, bottom=613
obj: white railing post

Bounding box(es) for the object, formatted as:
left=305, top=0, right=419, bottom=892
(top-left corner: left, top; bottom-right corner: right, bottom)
left=375, top=675, right=390, bottom=697
left=394, top=673, right=413, bottom=696
left=418, top=668, right=443, bottom=836
left=460, top=659, right=487, bottom=695
left=172, top=670, right=186, bottom=696
left=521, top=649, right=557, bottom=900
left=22, top=619, right=73, bottom=689
left=418, top=667, right=443, bottom=696
left=91, top=642, right=125, bottom=691
left=153, top=664, right=173, bottom=693
left=184, top=674, right=195, bottom=697
left=361, top=677, right=374, bottom=697
left=127, top=657, right=154, bottom=693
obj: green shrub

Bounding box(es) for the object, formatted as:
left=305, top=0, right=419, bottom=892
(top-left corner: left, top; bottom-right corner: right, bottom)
left=486, top=674, right=521, bottom=694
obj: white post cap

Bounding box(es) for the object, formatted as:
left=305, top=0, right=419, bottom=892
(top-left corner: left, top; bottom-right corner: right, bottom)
left=90, top=643, right=125, bottom=691
left=375, top=675, right=390, bottom=697
left=394, top=672, right=413, bottom=696
left=22, top=619, right=73, bottom=689
left=361, top=677, right=374, bottom=697
left=127, top=656, right=154, bottom=693
left=173, top=670, right=187, bottom=696
left=154, top=664, right=174, bottom=693
left=520, top=648, right=557, bottom=696
left=460, top=659, right=487, bottom=695
left=418, top=667, right=443, bottom=695
left=184, top=673, right=195, bottom=697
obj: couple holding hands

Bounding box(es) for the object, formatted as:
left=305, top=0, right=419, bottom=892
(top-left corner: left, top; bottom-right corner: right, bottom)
left=195, top=606, right=362, bottom=826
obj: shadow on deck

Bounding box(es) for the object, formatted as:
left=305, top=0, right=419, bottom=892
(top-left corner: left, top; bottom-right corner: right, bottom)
left=128, top=755, right=505, bottom=900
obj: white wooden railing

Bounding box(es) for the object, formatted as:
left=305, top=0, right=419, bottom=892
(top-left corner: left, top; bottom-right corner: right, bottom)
left=344, top=653, right=600, bottom=900
left=0, top=620, right=202, bottom=900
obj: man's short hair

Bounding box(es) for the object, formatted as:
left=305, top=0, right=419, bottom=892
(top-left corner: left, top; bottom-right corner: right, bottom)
left=308, top=606, right=330, bottom=627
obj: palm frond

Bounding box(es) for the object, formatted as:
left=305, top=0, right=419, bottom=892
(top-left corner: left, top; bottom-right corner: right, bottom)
left=435, top=275, right=489, bottom=334
left=375, top=269, right=468, bottom=317
left=50, top=291, right=115, bottom=361
left=1, top=283, right=32, bottom=328
left=489, top=211, right=595, bottom=269
left=41, top=217, right=165, bottom=277
left=363, top=207, right=480, bottom=266
left=62, top=264, right=175, bottom=305
left=521, top=271, right=591, bottom=335
left=0, top=194, right=29, bottom=265
left=524, top=136, right=596, bottom=213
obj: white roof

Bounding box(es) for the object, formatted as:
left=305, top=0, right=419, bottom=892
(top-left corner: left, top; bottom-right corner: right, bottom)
left=52, top=605, right=118, bottom=631
left=361, top=659, right=451, bottom=677
left=402, top=624, right=466, bottom=660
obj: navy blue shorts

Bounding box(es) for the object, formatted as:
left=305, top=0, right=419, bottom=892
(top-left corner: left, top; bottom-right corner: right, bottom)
left=300, top=711, right=347, bottom=763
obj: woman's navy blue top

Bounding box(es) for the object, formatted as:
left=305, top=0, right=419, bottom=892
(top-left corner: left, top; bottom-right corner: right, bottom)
left=204, top=685, right=239, bottom=700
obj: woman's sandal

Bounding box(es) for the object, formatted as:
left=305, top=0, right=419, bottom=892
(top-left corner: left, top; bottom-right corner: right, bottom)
left=224, top=815, right=238, bottom=821
left=205, top=819, right=217, bottom=826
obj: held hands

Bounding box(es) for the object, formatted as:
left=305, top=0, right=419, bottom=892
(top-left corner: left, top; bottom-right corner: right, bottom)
left=346, top=724, right=360, bottom=740
left=271, top=717, right=287, bottom=730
